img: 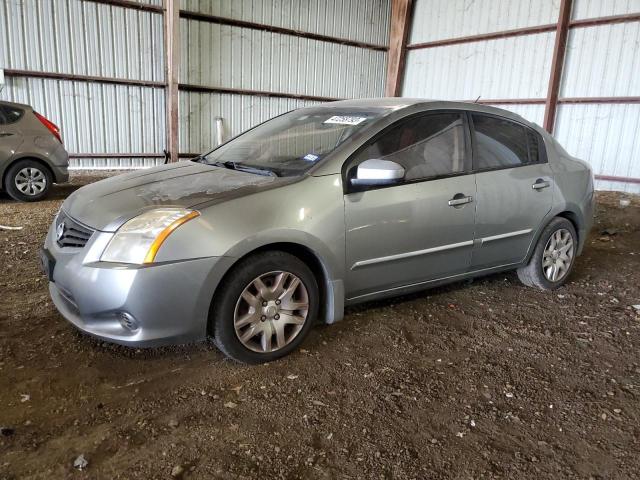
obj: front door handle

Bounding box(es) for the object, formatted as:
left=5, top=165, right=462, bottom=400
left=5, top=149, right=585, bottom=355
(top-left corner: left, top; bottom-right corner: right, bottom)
left=448, top=194, right=473, bottom=207
left=532, top=179, right=550, bottom=190
left=0, top=132, right=14, bottom=137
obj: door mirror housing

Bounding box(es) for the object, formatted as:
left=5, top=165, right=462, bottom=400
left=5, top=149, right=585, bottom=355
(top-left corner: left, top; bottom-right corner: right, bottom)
left=351, top=159, right=405, bottom=186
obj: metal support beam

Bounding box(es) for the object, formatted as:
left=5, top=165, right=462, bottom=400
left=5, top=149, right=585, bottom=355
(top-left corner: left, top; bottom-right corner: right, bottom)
left=570, top=12, right=640, bottom=28
left=3, top=69, right=166, bottom=88
left=180, top=10, right=388, bottom=52
left=164, top=0, right=180, bottom=163
left=408, top=23, right=557, bottom=50
left=178, top=83, right=339, bottom=102
left=543, top=0, right=573, bottom=133
left=385, top=0, right=413, bottom=97
left=81, top=0, right=163, bottom=13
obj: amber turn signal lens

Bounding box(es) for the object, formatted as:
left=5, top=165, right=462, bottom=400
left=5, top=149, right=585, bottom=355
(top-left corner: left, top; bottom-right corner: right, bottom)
left=143, top=211, right=200, bottom=264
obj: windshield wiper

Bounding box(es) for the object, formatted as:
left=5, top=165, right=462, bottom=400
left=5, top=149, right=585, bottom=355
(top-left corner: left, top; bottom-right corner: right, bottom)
left=234, top=164, right=278, bottom=177
left=209, top=160, right=277, bottom=177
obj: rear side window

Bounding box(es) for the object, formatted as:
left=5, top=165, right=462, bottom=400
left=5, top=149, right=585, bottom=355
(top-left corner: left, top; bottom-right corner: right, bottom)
left=472, top=114, right=530, bottom=169
left=0, top=106, right=24, bottom=125
left=526, top=128, right=547, bottom=164
left=351, top=112, right=468, bottom=182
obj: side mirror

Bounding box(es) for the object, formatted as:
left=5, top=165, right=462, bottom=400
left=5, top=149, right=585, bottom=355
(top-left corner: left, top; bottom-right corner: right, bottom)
left=351, top=159, right=405, bottom=186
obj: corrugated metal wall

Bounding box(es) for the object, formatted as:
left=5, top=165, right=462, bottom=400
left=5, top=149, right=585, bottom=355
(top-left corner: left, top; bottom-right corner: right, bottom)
left=0, top=0, right=164, bottom=81
left=181, top=0, right=391, bottom=46
left=556, top=10, right=640, bottom=193
left=573, top=0, right=640, bottom=19
left=178, top=0, right=391, bottom=154
left=0, top=0, right=391, bottom=168
left=409, top=0, right=560, bottom=43
left=180, top=22, right=386, bottom=98
left=0, top=0, right=166, bottom=169
left=4, top=77, right=166, bottom=169
left=179, top=92, right=318, bottom=154
left=403, top=0, right=640, bottom=193
left=403, top=33, right=556, bottom=100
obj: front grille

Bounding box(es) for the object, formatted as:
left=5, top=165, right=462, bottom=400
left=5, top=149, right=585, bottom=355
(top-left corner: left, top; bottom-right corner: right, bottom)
left=55, top=211, right=94, bottom=248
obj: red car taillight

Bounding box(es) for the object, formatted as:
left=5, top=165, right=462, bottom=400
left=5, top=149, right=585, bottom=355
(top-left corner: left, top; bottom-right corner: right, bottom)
left=33, top=111, right=62, bottom=144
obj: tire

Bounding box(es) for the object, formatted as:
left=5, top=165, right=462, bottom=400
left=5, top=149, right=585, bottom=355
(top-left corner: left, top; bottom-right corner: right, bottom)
left=517, top=217, right=577, bottom=290
left=4, top=159, right=52, bottom=202
left=210, top=251, right=319, bottom=364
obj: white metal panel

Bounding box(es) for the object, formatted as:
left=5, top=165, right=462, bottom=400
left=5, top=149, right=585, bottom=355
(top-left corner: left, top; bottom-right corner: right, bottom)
left=135, top=0, right=163, bottom=5
left=179, top=91, right=320, bottom=154
left=555, top=103, right=640, bottom=193
left=402, top=32, right=555, bottom=100
left=180, top=18, right=387, bottom=99
left=409, top=0, right=561, bottom=44
left=561, top=22, right=640, bottom=97
left=487, top=104, right=546, bottom=126
left=0, top=0, right=164, bottom=82
left=572, top=0, right=640, bottom=20
left=0, top=76, right=166, bottom=167
left=180, top=0, right=391, bottom=46
left=69, top=157, right=164, bottom=170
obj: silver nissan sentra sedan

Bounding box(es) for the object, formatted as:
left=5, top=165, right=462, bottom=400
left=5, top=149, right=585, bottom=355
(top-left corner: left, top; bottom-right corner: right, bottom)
left=41, top=99, right=594, bottom=363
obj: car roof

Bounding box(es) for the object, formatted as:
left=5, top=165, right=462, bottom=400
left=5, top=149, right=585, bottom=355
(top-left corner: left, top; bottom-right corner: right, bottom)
left=0, top=100, right=32, bottom=110
left=320, top=97, right=540, bottom=130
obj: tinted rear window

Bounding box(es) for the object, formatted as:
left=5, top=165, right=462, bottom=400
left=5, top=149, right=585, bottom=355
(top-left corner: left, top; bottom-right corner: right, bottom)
left=526, top=128, right=547, bottom=164
left=0, top=106, right=24, bottom=125
left=472, top=114, right=548, bottom=168
left=472, top=114, right=529, bottom=169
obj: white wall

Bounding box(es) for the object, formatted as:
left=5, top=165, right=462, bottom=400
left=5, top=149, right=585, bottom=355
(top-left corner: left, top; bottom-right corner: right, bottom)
left=179, top=0, right=391, bottom=154
left=403, top=0, right=640, bottom=193
left=0, top=0, right=392, bottom=168
left=0, top=0, right=165, bottom=169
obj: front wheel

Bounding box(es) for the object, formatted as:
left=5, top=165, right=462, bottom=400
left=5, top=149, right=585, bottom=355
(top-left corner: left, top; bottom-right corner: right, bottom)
left=517, top=217, right=577, bottom=290
left=211, top=251, right=319, bottom=364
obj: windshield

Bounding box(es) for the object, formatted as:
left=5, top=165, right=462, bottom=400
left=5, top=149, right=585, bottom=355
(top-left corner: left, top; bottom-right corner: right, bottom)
left=199, top=107, right=390, bottom=177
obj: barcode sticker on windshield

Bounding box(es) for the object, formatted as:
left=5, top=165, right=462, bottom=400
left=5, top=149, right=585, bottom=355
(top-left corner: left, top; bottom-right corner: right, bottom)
left=323, top=115, right=367, bottom=125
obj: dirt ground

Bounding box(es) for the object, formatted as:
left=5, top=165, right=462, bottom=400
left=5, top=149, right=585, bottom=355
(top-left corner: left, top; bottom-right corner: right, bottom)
left=1, top=173, right=639, bottom=480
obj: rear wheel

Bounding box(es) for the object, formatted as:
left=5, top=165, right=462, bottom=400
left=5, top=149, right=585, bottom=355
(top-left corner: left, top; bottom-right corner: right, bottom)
left=5, top=159, right=52, bottom=202
left=211, top=251, right=319, bottom=364
left=517, top=217, right=577, bottom=290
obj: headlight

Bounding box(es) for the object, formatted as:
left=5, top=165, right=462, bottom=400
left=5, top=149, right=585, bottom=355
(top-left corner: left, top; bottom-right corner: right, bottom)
left=101, top=208, right=200, bottom=264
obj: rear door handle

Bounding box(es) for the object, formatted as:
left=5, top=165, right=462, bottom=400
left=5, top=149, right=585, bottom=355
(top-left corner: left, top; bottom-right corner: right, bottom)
left=448, top=194, right=473, bottom=207
left=532, top=179, right=550, bottom=190
left=0, top=132, right=14, bottom=137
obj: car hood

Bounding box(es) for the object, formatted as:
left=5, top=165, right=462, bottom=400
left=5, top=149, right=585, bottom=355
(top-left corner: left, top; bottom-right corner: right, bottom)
left=63, top=161, right=282, bottom=231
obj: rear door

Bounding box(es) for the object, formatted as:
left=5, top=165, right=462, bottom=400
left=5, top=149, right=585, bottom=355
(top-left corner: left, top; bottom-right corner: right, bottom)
left=343, top=111, right=477, bottom=300
left=0, top=105, right=25, bottom=165
left=469, top=113, right=553, bottom=269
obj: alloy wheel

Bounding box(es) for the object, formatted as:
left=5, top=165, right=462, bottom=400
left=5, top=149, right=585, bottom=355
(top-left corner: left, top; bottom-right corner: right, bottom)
left=14, top=167, right=47, bottom=196
left=233, top=271, right=309, bottom=353
left=542, top=228, right=574, bottom=282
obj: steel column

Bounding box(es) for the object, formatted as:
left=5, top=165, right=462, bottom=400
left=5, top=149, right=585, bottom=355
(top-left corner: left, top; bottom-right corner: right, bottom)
left=164, top=0, right=180, bottom=163
left=385, top=0, right=413, bottom=97
left=543, top=0, right=573, bottom=133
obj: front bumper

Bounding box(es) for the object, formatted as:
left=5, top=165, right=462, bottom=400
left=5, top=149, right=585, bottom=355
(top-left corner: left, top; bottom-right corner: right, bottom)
left=43, top=215, right=233, bottom=347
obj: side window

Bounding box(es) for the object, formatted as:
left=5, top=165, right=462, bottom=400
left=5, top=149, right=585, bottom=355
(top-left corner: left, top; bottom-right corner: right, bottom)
left=0, top=106, right=23, bottom=125
left=351, top=113, right=467, bottom=182
left=526, top=128, right=547, bottom=164
left=472, top=114, right=529, bottom=169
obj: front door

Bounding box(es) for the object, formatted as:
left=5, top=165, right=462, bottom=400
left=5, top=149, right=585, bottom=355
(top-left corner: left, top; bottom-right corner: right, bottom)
left=469, top=113, right=554, bottom=269
left=343, top=111, right=477, bottom=300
